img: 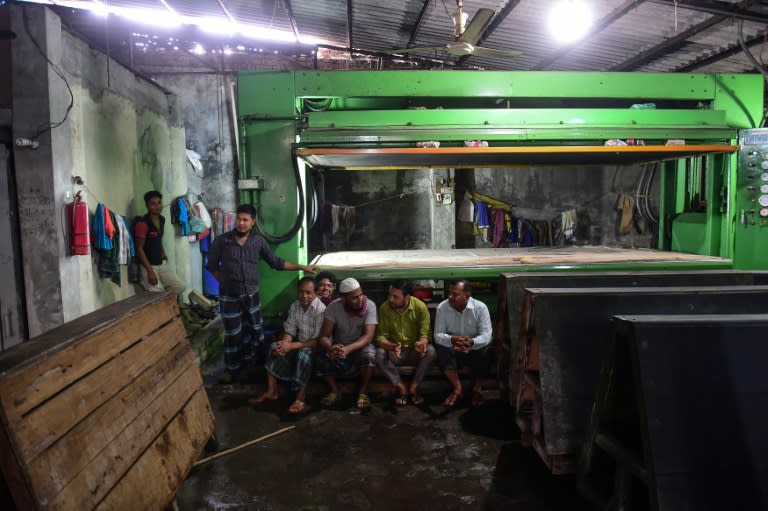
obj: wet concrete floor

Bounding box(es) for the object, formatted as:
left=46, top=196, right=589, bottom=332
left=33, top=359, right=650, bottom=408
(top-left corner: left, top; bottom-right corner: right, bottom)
left=176, top=385, right=589, bottom=511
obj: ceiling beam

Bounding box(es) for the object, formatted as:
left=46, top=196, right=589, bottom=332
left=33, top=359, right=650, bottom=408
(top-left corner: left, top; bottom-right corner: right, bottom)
left=346, top=0, right=353, bottom=51
left=282, top=0, right=301, bottom=41
left=157, top=0, right=179, bottom=17
left=532, top=0, right=647, bottom=70
left=318, top=43, right=452, bottom=68
left=649, top=0, right=768, bottom=24
left=674, top=29, right=766, bottom=71
left=610, top=14, right=725, bottom=70
left=215, top=0, right=238, bottom=24
left=457, top=0, right=521, bottom=66
left=406, top=0, right=431, bottom=49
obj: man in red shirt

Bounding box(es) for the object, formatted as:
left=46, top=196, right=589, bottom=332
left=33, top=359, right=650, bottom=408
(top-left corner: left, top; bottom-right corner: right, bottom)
left=134, top=190, right=185, bottom=295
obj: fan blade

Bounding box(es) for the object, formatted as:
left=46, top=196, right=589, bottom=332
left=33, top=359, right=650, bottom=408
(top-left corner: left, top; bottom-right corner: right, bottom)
left=458, top=8, right=494, bottom=45
left=470, top=46, right=523, bottom=58
left=384, top=46, right=448, bottom=55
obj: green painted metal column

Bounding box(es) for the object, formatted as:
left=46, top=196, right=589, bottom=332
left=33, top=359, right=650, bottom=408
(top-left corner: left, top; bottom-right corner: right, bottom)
left=238, top=72, right=308, bottom=320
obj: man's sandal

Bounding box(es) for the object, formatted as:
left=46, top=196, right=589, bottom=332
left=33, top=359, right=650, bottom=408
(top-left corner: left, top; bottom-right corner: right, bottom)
left=443, top=391, right=462, bottom=407
left=288, top=399, right=309, bottom=414
left=356, top=393, right=371, bottom=409
left=321, top=392, right=341, bottom=407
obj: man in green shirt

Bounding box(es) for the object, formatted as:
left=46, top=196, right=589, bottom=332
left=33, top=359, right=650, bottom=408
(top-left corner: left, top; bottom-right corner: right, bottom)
left=375, top=280, right=436, bottom=406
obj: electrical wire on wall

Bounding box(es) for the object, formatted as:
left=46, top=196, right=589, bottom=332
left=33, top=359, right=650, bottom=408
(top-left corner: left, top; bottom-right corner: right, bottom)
left=20, top=5, right=74, bottom=143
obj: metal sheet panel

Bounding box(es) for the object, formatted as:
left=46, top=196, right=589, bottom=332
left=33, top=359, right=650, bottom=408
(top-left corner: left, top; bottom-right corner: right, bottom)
left=527, top=286, right=768, bottom=459
left=580, top=314, right=768, bottom=509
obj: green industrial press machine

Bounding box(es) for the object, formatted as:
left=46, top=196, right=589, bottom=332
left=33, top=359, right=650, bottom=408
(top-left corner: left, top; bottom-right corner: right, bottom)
left=235, top=70, right=767, bottom=319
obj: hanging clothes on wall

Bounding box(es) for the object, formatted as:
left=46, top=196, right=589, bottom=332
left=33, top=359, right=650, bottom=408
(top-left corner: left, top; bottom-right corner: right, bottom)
left=91, top=203, right=113, bottom=250
left=115, top=216, right=134, bottom=265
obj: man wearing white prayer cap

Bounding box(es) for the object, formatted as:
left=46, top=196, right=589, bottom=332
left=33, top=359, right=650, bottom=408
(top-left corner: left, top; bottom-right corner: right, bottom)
left=316, top=277, right=378, bottom=410
left=337, top=277, right=358, bottom=293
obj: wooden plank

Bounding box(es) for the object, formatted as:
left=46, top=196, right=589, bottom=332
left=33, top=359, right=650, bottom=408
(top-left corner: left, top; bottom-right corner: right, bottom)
left=11, top=318, right=186, bottom=463
left=0, top=294, right=179, bottom=420
left=94, top=388, right=215, bottom=511
left=311, top=247, right=728, bottom=270
left=0, top=420, right=35, bottom=511
left=26, top=344, right=197, bottom=507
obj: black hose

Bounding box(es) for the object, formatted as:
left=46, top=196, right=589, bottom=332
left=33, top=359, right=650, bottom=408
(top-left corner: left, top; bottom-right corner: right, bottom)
left=252, top=156, right=305, bottom=244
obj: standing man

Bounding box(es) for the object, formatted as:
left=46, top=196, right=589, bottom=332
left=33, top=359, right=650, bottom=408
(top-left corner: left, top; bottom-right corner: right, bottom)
left=316, top=278, right=377, bottom=410
left=250, top=276, right=325, bottom=414
left=433, top=280, right=492, bottom=407
left=375, top=280, right=436, bottom=406
left=134, top=190, right=185, bottom=295
left=207, top=204, right=316, bottom=384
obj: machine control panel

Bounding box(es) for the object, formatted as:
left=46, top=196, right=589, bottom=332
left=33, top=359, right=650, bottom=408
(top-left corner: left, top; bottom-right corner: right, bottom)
left=737, top=129, right=768, bottom=268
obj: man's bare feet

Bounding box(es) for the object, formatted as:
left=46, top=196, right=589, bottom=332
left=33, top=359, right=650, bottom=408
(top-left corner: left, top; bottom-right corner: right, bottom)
left=248, top=392, right=278, bottom=405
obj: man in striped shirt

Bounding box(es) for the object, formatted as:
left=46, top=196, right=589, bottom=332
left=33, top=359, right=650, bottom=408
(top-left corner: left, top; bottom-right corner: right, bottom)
left=250, top=276, right=325, bottom=414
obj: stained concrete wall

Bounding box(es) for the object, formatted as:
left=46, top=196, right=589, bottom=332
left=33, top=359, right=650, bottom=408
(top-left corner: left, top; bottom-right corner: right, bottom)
left=318, top=169, right=455, bottom=251
left=317, top=165, right=655, bottom=253
left=467, top=165, right=656, bottom=248
left=11, top=5, right=189, bottom=336
left=153, top=73, right=238, bottom=213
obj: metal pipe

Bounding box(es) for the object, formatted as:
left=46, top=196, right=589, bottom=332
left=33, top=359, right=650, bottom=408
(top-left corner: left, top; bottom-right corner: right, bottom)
left=737, top=20, right=768, bottom=85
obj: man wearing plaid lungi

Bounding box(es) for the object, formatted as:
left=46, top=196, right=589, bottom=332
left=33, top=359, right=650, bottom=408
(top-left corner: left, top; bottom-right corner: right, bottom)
left=250, top=276, right=325, bottom=414
left=207, top=204, right=316, bottom=383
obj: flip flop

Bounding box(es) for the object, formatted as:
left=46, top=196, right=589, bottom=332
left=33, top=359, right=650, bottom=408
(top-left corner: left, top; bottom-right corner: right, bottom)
left=321, top=392, right=342, bottom=407
left=411, top=394, right=424, bottom=406
left=443, top=391, right=462, bottom=407
left=471, top=390, right=486, bottom=407
left=356, top=393, right=371, bottom=410
left=288, top=399, right=309, bottom=415
left=395, top=394, right=409, bottom=407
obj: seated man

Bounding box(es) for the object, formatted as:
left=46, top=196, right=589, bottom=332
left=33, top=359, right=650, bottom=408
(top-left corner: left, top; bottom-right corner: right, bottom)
left=433, top=279, right=493, bottom=407
left=316, top=278, right=378, bottom=410
left=250, top=276, right=325, bottom=414
left=375, top=280, right=436, bottom=406
left=315, top=271, right=337, bottom=306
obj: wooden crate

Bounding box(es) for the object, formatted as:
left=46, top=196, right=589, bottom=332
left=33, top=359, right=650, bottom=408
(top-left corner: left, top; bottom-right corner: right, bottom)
left=0, top=292, right=215, bottom=510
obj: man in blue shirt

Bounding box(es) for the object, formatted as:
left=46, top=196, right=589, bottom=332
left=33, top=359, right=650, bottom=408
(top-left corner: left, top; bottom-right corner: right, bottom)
left=433, top=279, right=493, bottom=407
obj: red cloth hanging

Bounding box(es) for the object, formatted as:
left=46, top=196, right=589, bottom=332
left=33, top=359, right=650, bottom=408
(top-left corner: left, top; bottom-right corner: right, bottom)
left=68, top=199, right=90, bottom=255
left=103, top=204, right=116, bottom=240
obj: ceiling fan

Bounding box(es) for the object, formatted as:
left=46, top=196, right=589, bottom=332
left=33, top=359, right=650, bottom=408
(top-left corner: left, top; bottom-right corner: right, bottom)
left=387, top=0, right=522, bottom=59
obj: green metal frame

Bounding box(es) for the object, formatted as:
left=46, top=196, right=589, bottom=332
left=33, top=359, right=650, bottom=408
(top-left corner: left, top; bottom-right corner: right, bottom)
left=237, top=70, right=764, bottom=318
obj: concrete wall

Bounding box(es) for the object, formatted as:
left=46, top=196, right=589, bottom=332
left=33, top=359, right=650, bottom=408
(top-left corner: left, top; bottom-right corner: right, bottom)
left=0, top=5, right=10, bottom=109
left=153, top=73, right=238, bottom=213
left=468, top=165, right=656, bottom=248
left=318, top=168, right=455, bottom=251
left=317, top=164, right=655, bottom=253
left=11, top=5, right=189, bottom=336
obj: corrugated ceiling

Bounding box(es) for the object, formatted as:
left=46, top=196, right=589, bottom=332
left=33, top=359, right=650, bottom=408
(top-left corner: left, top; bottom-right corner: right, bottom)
left=29, top=0, right=768, bottom=73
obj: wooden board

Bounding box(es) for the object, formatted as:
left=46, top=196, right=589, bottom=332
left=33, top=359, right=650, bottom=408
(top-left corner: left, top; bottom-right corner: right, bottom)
left=311, top=247, right=727, bottom=270
left=0, top=293, right=214, bottom=510
left=515, top=285, right=768, bottom=473
left=579, top=314, right=768, bottom=510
